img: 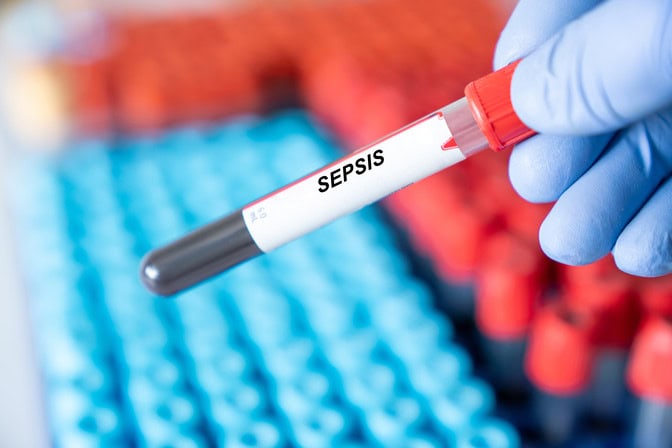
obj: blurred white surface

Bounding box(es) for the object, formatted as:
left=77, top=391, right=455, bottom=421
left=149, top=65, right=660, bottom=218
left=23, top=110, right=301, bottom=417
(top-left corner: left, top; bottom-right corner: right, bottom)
left=0, top=147, right=49, bottom=447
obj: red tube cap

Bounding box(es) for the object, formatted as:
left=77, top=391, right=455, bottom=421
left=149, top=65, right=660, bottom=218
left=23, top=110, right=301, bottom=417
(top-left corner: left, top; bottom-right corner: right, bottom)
left=638, top=275, right=672, bottom=317
left=525, top=303, right=595, bottom=395
left=475, top=232, right=546, bottom=339
left=627, top=316, right=672, bottom=402
left=559, top=256, right=622, bottom=288
left=564, top=274, right=638, bottom=349
left=464, top=61, right=536, bottom=152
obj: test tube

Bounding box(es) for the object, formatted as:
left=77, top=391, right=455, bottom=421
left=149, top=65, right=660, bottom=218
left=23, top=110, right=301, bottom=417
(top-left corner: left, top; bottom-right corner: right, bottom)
left=627, top=315, right=672, bottom=448
left=524, top=302, right=595, bottom=445
left=475, top=232, right=546, bottom=395
left=140, top=62, right=536, bottom=295
left=562, top=268, right=637, bottom=424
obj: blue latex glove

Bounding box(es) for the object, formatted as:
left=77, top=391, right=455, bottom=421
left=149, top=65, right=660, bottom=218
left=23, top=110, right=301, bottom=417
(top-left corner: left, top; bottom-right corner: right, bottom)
left=495, top=0, right=672, bottom=276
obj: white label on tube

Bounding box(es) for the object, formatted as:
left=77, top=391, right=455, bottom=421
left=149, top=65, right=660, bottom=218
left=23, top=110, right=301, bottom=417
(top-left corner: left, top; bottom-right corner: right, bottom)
left=242, top=113, right=465, bottom=253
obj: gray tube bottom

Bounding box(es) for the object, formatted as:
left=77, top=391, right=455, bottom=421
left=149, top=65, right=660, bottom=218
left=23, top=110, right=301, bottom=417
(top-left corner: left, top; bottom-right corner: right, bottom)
left=140, top=210, right=261, bottom=296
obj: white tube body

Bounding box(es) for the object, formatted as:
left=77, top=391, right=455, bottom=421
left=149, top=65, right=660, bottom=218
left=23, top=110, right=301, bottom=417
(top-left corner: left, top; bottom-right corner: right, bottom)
left=242, top=111, right=465, bottom=253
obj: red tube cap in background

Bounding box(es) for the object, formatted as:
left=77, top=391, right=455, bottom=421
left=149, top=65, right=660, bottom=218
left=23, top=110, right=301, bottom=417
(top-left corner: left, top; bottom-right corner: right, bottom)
left=627, top=315, right=672, bottom=402
left=525, top=303, right=595, bottom=395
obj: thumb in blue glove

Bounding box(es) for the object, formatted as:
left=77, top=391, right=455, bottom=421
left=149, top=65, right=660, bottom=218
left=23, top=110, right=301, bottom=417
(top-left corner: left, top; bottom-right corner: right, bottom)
left=495, top=0, right=672, bottom=276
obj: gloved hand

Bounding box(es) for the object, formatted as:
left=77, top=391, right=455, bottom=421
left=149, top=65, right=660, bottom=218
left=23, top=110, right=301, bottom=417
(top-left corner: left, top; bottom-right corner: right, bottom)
left=495, top=0, right=672, bottom=276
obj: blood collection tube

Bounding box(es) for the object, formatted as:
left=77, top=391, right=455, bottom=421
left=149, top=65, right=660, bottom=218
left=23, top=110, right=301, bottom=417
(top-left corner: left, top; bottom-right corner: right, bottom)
left=140, top=62, right=535, bottom=296
left=524, top=302, right=595, bottom=444
left=562, top=268, right=637, bottom=425
left=627, top=315, right=672, bottom=448
left=475, top=232, right=546, bottom=395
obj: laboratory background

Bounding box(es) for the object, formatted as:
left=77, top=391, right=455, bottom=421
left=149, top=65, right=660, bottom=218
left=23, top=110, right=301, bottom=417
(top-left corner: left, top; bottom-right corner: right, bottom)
left=0, top=0, right=670, bottom=447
